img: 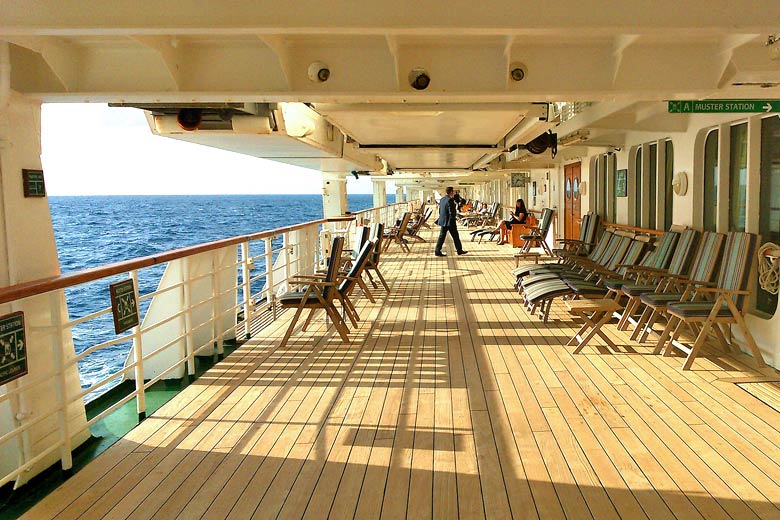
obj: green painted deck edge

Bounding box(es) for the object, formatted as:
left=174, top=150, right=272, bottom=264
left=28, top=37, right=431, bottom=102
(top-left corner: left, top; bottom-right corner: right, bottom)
left=0, top=340, right=240, bottom=520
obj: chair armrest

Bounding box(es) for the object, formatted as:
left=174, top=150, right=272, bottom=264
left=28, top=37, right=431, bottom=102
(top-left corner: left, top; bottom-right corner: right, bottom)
left=290, top=274, right=326, bottom=281
left=694, top=287, right=750, bottom=296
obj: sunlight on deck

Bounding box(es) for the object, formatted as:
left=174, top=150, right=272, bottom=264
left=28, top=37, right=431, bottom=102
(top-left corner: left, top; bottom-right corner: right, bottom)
left=22, top=230, right=780, bottom=520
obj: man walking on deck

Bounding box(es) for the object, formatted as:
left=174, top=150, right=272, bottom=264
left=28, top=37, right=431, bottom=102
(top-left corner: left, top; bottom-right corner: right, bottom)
left=434, top=186, right=467, bottom=257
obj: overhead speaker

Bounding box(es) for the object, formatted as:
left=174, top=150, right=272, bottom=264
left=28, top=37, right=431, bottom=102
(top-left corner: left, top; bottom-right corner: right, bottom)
left=177, top=108, right=203, bottom=131
left=525, top=130, right=558, bottom=158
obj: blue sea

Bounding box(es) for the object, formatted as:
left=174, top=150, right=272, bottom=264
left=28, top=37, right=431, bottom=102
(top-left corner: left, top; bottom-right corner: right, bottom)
left=49, top=194, right=389, bottom=400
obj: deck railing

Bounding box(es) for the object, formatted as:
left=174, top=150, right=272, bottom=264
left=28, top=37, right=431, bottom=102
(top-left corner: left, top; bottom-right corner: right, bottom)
left=0, top=201, right=411, bottom=488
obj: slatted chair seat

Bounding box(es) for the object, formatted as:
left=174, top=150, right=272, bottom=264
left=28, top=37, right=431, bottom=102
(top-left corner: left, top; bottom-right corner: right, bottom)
left=278, top=292, right=322, bottom=305
left=621, top=283, right=660, bottom=297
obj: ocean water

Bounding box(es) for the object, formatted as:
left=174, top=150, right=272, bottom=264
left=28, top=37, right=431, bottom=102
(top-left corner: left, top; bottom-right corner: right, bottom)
left=48, top=194, right=387, bottom=399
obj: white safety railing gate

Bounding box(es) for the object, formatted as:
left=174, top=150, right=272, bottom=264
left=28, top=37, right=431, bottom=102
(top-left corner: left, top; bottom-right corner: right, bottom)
left=0, top=202, right=411, bottom=488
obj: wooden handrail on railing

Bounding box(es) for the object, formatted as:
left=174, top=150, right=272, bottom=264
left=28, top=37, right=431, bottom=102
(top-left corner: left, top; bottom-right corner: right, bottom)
left=0, top=215, right=359, bottom=305
left=602, top=221, right=665, bottom=236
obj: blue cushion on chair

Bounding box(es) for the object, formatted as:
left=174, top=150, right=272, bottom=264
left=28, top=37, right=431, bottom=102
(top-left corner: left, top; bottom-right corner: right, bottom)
left=666, top=301, right=732, bottom=318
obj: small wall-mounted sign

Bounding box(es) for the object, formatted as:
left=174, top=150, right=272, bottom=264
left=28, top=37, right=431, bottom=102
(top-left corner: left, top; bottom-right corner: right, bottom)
left=510, top=172, right=530, bottom=187
left=0, top=311, right=27, bottom=386
left=615, top=169, right=628, bottom=197
left=110, top=279, right=139, bottom=334
left=22, top=169, right=46, bottom=198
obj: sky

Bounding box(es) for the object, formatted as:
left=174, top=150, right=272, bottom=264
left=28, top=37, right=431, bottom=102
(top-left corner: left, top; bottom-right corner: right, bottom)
left=41, top=103, right=382, bottom=196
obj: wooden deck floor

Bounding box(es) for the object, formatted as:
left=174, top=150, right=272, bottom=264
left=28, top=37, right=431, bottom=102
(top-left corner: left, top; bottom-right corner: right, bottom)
left=24, top=230, right=780, bottom=519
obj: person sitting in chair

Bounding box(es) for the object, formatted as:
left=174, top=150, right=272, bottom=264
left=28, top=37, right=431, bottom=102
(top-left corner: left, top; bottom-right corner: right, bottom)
left=497, top=199, right=529, bottom=245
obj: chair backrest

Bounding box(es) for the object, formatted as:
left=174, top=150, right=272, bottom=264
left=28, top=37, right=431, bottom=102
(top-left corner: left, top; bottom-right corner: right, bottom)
left=338, top=240, right=375, bottom=294
left=323, top=236, right=345, bottom=299
left=369, top=222, right=384, bottom=263
left=587, top=230, right=615, bottom=263
left=667, top=229, right=699, bottom=275
left=583, top=213, right=601, bottom=246
left=610, top=236, right=646, bottom=274
left=687, top=231, right=726, bottom=283
left=538, top=208, right=554, bottom=235
left=397, top=212, right=413, bottom=239
left=717, top=232, right=759, bottom=307
left=645, top=231, right=680, bottom=270
left=355, top=225, right=370, bottom=249
left=491, top=202, right=500, bottom=217
left=577, top=214, right=591, bottom=242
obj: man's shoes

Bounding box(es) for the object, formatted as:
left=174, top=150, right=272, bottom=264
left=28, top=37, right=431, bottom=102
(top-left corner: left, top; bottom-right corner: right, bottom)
left=457, top=250, right=468, bottom=255
left=435, top=252, right=446, bottom=257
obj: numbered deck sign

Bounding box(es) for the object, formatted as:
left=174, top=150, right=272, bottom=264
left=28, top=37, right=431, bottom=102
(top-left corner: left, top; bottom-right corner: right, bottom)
left=110, top=279, right=139, bottom=334
left=0, top=312, right=27, bottom=385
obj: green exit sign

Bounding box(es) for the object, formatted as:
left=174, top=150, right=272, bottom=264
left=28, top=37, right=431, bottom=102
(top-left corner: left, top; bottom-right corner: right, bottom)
left=668, top=100, right=780, bottom=113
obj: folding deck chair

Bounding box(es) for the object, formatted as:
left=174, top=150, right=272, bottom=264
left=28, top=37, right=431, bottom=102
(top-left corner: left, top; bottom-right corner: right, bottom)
left=633, top=231, right=725, bottom=343
left=278, top=236, right=350, bottom=347
left=658, top=232, right=766, bottom=370
left=514, top=207, right=555, bottom=260
left=383, top=212, right=413, bottom=252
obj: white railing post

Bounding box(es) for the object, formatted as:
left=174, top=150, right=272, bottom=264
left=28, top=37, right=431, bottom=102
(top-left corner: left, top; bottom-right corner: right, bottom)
left=129, top=270, right=146, bottom=420
left=181, top=260, right=195, bottom=376
left=264, top=237, right=275, bottom=320
left=210, top=255, right=224, bottom=359
left=283, top=232, right=292, bottom=292
left=240, top=241, right=252, bottom=338
left=49, top=292, right=73, bottom=473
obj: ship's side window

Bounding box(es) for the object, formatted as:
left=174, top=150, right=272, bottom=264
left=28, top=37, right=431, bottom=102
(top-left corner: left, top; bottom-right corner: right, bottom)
left=729, top=122, right=748, bottom=232
left=607, top=153, right=617, bottom=222
left=648, top=143, right=658, bottom=229
left=634, top=147, right=642, bottom=226
left=757, top=116, right=780, bottom=315
left=703, top=129, right=719, bottom=231
left=664, top=140, right=674, bottom=227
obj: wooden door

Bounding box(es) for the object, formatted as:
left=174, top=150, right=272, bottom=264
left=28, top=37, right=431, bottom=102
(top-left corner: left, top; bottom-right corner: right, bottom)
left=564, top=162, right=582, bottom=240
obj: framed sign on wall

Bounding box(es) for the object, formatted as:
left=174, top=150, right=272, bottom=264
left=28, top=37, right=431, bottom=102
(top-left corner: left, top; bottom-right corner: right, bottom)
left=615, top=169, right=628, bottom=197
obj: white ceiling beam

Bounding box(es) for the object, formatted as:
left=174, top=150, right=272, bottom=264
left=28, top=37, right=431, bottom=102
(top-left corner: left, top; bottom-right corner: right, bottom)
left=5, top=36, right=81, bottom=91
left=131, top=35, right=181, bottom=90
left=384, top=35, right=402, bottom=90
left=715, top=34, right=759, bottom=88
left=611, top=34, right=640, bottom=85
left=258, top=35, right=293, bottom=89
left=4, top=1, right=780, bottom=35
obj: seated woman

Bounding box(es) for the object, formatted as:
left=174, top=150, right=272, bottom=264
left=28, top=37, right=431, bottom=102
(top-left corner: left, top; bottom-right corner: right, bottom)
left=497, top=198, right=529, bottom=245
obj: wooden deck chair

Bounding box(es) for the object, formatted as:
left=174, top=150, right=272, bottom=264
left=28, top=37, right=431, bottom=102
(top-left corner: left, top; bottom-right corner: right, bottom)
left=512, top=227, right=613, bottom=282
left=383, top=212, right=413, bottom=252
left=659, top=232, right=766, bottom=370
left=602, top=229, right=680, bottom=299
left=634, top=231, right=725, bottom=343
left=407, top=207, right=433, bottom=242
left=554, top=213, right=601, bottom=258
left=342, top=225, right=370, bottom=269
left=335, top=239, right=376, bottom=326
left=278, top=236, right=349, bottom=347
left=615, top=228, right=699, bottom=332
left=525, top=234, right=649, bottom=322
left=365, top=222, right=390, bottom=291
left=516, top=207, right=554, bottom=257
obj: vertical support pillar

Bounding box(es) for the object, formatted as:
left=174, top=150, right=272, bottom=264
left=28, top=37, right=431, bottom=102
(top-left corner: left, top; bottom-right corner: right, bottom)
left=130, top=270, right=146, bottom=420
left=372, top=178, right=387, bottom=208
left=322, top=172, right=348, bottom=218
left=0, top=94, right=89, bottom=485
left=396, top=185, right=405, bottom=203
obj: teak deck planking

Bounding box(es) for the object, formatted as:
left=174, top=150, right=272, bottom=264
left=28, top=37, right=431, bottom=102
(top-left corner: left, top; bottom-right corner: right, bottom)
left=21, top=228, right=780, bottom=520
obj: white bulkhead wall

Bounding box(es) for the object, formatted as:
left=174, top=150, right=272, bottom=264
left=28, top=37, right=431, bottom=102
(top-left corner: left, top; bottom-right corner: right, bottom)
left=0, top=95, right=89, bottom=485
left=573, top=112, right=780, bottom=367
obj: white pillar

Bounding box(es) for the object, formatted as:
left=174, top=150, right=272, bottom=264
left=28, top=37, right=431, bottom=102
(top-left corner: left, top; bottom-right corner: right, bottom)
left=0, top=94, right=89, bottom=485
left=372, top=179, right=387, bottom=208
left=395, top=185, right=404, bottom=203
left=321, top=172, right=348, bottom=218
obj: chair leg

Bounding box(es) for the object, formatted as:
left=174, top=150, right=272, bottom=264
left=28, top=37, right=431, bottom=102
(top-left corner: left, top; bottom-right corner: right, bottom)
left=631, top=306, right=653, bottom=341
left=357, top=277, right=375, bottom=303
left=373, top=268, right=390, bottom=291
left=279, top=303, right=307, bottom=348
left=301, top=308, right=317, bottom=331
left=365, top=270, right=379, bottom=289
left=728, top=299, right=767, bottom=369
left=663, top=318, right=687, bottom=357
left=639, top=309, right=662, bottom=343
left=323, top=303, right=350, bottom=342
left=653, top=315, right=678, bottom=355
left=682, top=319, right=713, bottom=370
